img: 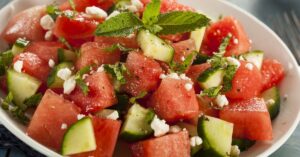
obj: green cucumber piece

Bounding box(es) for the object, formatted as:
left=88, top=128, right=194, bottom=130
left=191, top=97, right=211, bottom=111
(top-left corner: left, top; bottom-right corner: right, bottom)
left=197, top=116, right=233, bottom=157
left=48, top=62, right=74, bottom=88
left=137, top=30, right=174, bottom=63
left=120, top=104, right=155, bottom=142
left=232, top=138, right=255, bottom=152
left=7, top=69, right=41, bottom=108
left=242, top=50, right=264, bottom=70
left=261, top=86, right=280, bottom=120
left=62, top=117, right=96, bottom=155
left=190, top=27, right=206, bottom=51
left=12, top=38, right=30, bottom=55
left=198, top=67, right=224, bottom=89
left=58, top=48, right=77, bottom=62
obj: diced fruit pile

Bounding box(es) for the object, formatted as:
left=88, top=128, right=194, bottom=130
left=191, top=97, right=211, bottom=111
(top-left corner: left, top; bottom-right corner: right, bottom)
left=0, top=0, right=285, bottom=156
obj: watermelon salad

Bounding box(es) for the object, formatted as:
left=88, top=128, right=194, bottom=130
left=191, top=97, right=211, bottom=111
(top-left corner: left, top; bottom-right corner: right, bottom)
left=0, top=0, right=285, bottom=156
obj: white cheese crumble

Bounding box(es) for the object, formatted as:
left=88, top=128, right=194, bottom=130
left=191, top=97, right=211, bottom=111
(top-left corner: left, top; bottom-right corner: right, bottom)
left=106, top=111, right=119, bottom=120
left=106, top=10, right=120, bottom=20
left=230, top=145, right=240, bottom=157
left=40, top=15, right=55, bottom=30
left=190, top=136, right=203, bottom=147
left=226, top=57, right=241, bottom=68
left=233, top=38, right=239, bottom=44
left=13, top=60, right=23, bottom=73
left=82, top=74, right=89, bottom=80
left=48, top=59, right=55, bottom=68
left=85, top=6, right=108, bottom=18
left=97, top=65, right=104, bottom=72
left=63, top=10, right=75, bottom=17
left=45, top=30, right=53, bottom=41
left=57, top=68, right=72, bottom=81
left=215, top=94, right=229, bottom=108
left=181, top=56, right=185, bottom=61
left=184, top=83, right=193, bottom=91
left=150, top=115, right=170, bottom=137
left=131, top=0, right=144, bottom=10
left=159, top=73, right=192, bottom=82
left=169, top=125, right=181, bottom=133
left=77, top=114, right=85, bottom=120
left=61, top=123, right=67, bottom=130
left=63, top=76, right=76, bottom=94
left=245, top=63, right=254, bottom=70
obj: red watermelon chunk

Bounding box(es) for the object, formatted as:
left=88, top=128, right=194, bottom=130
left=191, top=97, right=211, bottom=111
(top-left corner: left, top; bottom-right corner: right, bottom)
left=219, top=97, right=273, bottom=141
left=160, top=33, right=189, bottom=42
left=141, top=0, right=194, bottom=13
left=130, top=131, right=190, bottom=157
left=72, top=117, right=121, bottom=157
left=261, top=59, right=285, bottom=90
left=27, top=90, right=81, bottom=151
left=1, top=6, right=46, bottom=44
left=95, top=35, right=139, bottom=49
left=172, top=39, right=196, bottom=64
left=123, top=52, right=163, bottom=96
left=76, top=42, right=121, bottom=70
left=148, top=77, right=199, bottom=122
left=13, top=52, right=51, bottom=82
left=60, top=0, right=115, bottom=12
left=24, top=41, right=64, bottom=63
left=201, top=16, right=251, bottom=56
left=68, top=71, right=117, bottom=114
left=225, top=61, right=262, bottom=100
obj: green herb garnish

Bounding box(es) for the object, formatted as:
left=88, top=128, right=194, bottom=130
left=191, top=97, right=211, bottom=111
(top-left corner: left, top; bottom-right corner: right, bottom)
left=170, top=52, right=195, bottom=73
left=75, top=66, right=91, bottom=96
left=129, top=91, right=148, bottom=104
left=15, top=38, right=30, bottom=48
left=104, top=63, right=128, bottom=85
left=200, top=86, right=222, bottom=98
left=213, top=34, right=231, bottom=57
left=0, top=50, right=13, bottom=76
left=46, top=4, right=61, bottom=20
left=105, top=43, right=136, bottom=52
left=23, top=93, right=43, bottom=108
left=68, top=0, right=76, bottom=11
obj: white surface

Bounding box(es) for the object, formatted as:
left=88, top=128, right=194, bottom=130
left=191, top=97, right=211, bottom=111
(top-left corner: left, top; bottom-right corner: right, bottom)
left=0, top=0, right=300, bottom=157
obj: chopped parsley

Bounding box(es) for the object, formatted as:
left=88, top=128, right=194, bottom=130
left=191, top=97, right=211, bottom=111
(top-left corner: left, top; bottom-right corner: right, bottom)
left=104, top=63, right=128, bottom=85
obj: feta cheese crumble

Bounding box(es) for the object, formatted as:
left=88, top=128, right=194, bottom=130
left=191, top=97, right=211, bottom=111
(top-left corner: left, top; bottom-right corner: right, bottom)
left=13, top=60, right=23, bottom=73
left=226, top=57, right=241, bottom=68
left=215, top=94, right=229, bottom=108
left=77, top=114, right=85, bottom=120
left=61, top=123, right=67, bottom=130
left=63, top=76, right=76, bottom=94
left=45, top=30, right=53, bottom=41
left=106, top=111, right=119, bottom=120
left=97, top=65, right=104, bottom=72
left=85, top=6, right=108, bottom=18
left=106, top=10, right=120, bottom=20
left=150, top=115, right=170, bottom=137
left=181, top=56, right=185, bottom=61
left=169, top=125, right=181, bottom=133
left=233, top=38, right=239, bottom=44
left=131, top=0, right=144, bottom=10
left=230, top=145, right=240, bottom=157
left=245, top=63, right=254, bottom=70
left=57, top=68, right=72, bottom=81
left=48, top=59, right=55, bottom=68
left=190, top=136, right=203, bottom=147
left=185, top=83, right=193, bottom=91
left=40, top=15, right=55, bottom=30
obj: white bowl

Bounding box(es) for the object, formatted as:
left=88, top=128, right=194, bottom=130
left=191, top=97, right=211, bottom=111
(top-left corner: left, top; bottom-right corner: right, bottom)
left=0, top=0, right=300, bottom=157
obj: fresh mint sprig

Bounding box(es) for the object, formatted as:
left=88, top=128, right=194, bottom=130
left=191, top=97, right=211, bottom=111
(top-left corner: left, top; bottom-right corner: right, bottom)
left=95, top=0, right=210, bottom=36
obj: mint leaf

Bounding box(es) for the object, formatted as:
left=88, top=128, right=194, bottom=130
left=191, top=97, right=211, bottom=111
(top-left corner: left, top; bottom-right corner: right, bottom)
left=104, top=63, right=128, bottom=84
left=144, top=24, right=163, bottom=34
left=222, top=65, right=237, bottom=92
left=200, top=86, right=222, bottom=98
left=142, top=0, right=161, bottom=25
left=75, top=66, right=91, bottom=78
left=105, top=43, right=136, bottom=52
left=23, top=93, right=42, bottom=108
left=75, top=66, right=91, bottom=96
left=46, top=4, right=61, bottom=20
left=0, top=50, right=13, bottom=76
left=58, top=37, right=73, bottom=50
left=170, top=52, right=195, bottom=73
left=68, top=0, right=76, bottom=10
left=95, top=12, right=143, bottom=37
left=214, top=34, right=231, bottom=57
left=157, top=11, right=210, bottom=35
left=129, top=91, right=148, bottom=104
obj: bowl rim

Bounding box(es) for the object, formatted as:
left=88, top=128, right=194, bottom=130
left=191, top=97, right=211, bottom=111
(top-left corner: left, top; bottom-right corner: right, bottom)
left=0, top=0, right=300, bottom=157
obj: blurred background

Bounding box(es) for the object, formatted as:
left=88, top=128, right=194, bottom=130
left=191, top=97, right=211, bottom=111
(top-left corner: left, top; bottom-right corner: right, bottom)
left=0, top=0, right=299, bottom=157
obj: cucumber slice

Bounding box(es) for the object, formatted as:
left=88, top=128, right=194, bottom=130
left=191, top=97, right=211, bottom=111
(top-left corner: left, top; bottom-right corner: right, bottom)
left=261, top=86, right=280, bottom=120
left=190, top=27, right=206, bottom=51
left=232, top=138, right=255, bottom=152
left=137, top=30, right=174, bottom=63
left=12, top=38, right=30, bottom=55
left=62, top=117, right=96, bottom=155
left=198, top=67, right=224, bottom=89
left=48, top=62, right=74, bottom=88
left=120, top=104, right=155, bottom=142
left=58, top=48, right=77, bottom=62
left=242, top=50, right=264, bottom=70
left=7, top=69, right=41, bottom=108
left=197, top=116, right=233, bottom=157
